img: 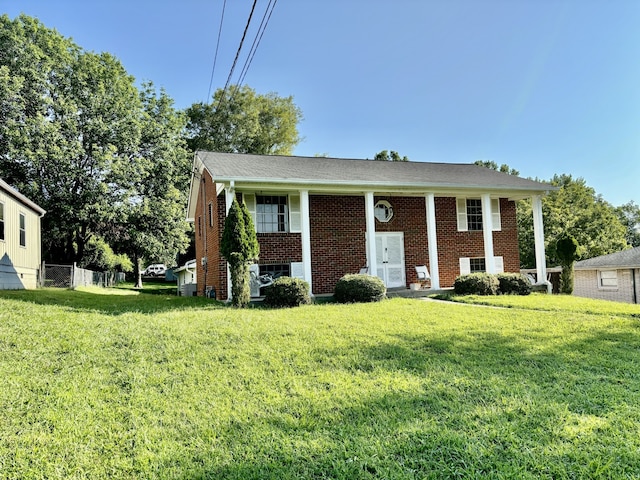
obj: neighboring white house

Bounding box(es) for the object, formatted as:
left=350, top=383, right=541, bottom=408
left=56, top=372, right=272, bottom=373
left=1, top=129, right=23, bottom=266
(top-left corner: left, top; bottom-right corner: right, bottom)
left=174, top=259, right=197, bottom=296
left=0, top=178, right=46, bottom=289
left=574, top=246, right=640, bottom=304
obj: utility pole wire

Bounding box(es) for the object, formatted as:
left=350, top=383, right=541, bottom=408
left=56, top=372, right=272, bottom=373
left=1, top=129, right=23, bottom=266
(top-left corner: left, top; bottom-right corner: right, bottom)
left=236, top=0, right=278, bottom=88
left=206, top=0, right=228, bottom=103
left=214, top=0, right=259, bottom=112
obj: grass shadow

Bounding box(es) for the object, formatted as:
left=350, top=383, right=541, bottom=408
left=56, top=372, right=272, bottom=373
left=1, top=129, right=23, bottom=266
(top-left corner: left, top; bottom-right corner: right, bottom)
left=0, top=286, right=225, bottom=316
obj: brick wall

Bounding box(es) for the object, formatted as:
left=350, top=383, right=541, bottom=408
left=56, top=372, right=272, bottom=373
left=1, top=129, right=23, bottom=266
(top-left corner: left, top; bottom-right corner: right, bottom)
left=374, top=196, right=430, bottom=285
left=195, top=181, right=523, bottom=297
left=310, top=195, right=367, bottom=294
left=194, top=169, right=225, bottom=299
left=575, top=268, right=640, bottom=304
left=435, top=197, right=520, bottom=286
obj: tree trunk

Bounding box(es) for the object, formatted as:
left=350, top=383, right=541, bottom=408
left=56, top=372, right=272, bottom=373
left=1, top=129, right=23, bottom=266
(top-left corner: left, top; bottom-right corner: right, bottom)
left=135, top=256, right=143, bottom=289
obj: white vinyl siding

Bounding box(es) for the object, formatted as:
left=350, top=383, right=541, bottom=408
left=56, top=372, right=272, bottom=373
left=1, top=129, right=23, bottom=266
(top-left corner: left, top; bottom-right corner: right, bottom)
left=456, top=197, right=502, bottom=232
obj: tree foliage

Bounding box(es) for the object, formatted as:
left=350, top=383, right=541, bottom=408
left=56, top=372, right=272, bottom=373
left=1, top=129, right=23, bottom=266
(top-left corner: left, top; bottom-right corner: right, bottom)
left=518, top=174, right=628, bottom=268
left=374, top=150, right=409, bottom=162
left=555, top=234, right=579, bottom=294
left=220, top=199, right=259, bottom=307
left=473, top=160, right=519, bottom=176
left=474, top=162, right=631, bottom=269
left=0, top=15, right=190, bottom=276
left=615, top=201, right=640, bottom=247
left=185, top=85, right=302, bottom=155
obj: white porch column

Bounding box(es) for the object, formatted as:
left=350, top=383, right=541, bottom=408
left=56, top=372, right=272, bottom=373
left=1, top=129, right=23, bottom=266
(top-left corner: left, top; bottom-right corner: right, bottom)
left=425, top=193, right=440, bottom=289
left=532, top=194, right=550, bottom=292
left=300, top=190, right=313, bottom=295
left=365, top=191, right=378, bottom=277
left=225, top=182, right=235, bottom=301
left=481, top=193, right=496, bottom=274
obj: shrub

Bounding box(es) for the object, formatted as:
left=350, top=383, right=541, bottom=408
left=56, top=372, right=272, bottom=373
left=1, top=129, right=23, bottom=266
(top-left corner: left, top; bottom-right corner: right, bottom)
left=263, top=277, right=311, bottom=308
left=453, top=273, right=499, bottom=296
left=496, top=273, right=532, bottom=295
left=333, top=274, right=386, bottom=303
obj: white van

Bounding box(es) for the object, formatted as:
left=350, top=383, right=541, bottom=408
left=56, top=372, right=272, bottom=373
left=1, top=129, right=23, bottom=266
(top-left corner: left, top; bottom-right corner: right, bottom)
left=142, top=264, right=167, bottom=277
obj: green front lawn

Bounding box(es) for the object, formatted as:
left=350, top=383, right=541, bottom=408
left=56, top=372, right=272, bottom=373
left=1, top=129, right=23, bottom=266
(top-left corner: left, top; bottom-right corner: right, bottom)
left=1, top=288, right=639, bottom=479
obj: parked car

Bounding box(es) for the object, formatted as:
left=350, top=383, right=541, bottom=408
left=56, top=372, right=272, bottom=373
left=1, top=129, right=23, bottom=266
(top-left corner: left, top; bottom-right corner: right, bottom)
left=142, top=264, right=167, bottom=277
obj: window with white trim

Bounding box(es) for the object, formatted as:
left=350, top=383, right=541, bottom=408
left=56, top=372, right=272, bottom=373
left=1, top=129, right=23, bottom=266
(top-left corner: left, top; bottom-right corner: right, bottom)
left=19, top=212, right=26, bottom=247
left=0, top=202, right=4, bottom=241
left=598, top=270, right=618, bottom=288
left=456, top=197, right=501, bottom=232
left=459, top=256, right=504, bottom=275
left=244, top=193, right=302, bottom=234
left=256, top=195, right=289, bottom=233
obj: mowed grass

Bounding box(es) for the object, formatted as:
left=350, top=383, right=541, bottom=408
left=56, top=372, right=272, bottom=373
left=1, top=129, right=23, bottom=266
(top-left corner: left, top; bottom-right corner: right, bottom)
left=1, top=289, right=639, bottom=479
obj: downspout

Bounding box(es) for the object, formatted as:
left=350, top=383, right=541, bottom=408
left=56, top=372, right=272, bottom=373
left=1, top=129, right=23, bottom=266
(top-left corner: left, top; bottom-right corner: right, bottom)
left=632, top=268, right=638, bottom=304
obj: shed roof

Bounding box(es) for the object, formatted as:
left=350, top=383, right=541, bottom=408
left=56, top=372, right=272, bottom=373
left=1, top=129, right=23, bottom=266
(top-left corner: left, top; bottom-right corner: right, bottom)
left=575, top=246, right=640, bottom=269
left=194, top=151, right=554, bottom=193
left=0, top=177, right=46, bottom=216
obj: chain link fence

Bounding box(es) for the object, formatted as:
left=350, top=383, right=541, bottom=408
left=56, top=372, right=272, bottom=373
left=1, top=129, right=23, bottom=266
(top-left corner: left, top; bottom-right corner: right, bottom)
left=43, top=263, right=126, bottom=289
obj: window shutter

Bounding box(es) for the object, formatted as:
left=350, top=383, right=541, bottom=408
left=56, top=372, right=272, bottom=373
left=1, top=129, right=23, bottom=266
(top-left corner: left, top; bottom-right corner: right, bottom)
left=459, top=257, right=471, bottom=275
left=494, top=256, right=504, bottom=273
left=491, top=198, right=501, bottom=231
left=456, top=198, right=468, bottom=231
left=289, top=194, right=301, bottom=233
left=290, top=262, right=305, bottom=280
left=244, top=193, right=257, bottom=231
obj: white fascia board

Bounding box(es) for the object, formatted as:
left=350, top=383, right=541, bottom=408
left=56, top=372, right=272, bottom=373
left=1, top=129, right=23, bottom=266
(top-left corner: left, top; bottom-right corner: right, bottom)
left=223, top=178, right=553, bottom=199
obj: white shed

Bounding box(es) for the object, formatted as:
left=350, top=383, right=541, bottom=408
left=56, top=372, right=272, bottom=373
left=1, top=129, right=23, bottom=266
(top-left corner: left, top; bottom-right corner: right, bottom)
left=174, top=259, right=197, bottom=296
left=0, top=178, right=46, bottom=289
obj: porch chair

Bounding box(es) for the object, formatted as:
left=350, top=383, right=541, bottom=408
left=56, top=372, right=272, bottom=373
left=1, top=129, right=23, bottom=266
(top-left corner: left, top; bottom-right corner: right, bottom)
left=415, top=265, right=430, bottom=289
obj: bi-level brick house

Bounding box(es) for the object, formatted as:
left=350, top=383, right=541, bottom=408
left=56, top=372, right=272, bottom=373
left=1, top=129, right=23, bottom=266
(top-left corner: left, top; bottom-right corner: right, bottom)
left=187, top=152, right=553, bottom=300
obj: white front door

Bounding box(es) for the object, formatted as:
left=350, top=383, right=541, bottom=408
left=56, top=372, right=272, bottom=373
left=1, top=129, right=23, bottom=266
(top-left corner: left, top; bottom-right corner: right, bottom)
left=375, top=232, right=406, bottom=288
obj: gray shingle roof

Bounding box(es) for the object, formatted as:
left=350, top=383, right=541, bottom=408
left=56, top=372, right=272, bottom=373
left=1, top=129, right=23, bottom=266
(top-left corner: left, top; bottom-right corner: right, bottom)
left=195, top=151, right=554, bottom=193
left=575, top=247, right=640, bottom=269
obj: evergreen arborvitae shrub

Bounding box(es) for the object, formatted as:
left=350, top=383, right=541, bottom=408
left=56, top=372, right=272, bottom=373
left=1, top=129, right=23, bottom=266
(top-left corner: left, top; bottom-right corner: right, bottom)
left=263, top=277, right=311, bottom=308
left=453, top=273, right=499, bottom=295
left=496, top=273, right=532, bottom=295
left=333, top=274, right=386, bottom=303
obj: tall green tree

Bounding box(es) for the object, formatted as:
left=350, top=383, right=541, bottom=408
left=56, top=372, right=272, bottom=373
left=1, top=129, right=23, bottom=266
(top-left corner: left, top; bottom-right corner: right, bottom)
left=185, top=85, right=302, bottom=155
left=615, top=201, right=640, bottom=247
left=0, top=15, right=191, bottom=275
left=109, top=84, right=192, bottom=287
left=220, top=199, right=259, bottom=307
left=518, top=175, right=628, bottom=268
left=374, top=150, right=409, bottom=161
left=556, top=234, right=579, bottom=294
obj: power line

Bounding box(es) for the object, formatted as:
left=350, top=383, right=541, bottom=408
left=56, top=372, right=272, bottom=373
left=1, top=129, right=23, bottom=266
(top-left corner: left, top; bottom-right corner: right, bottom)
left=236, top=0, right=278, bottom=88
left=215, top=0, right=259, bottom=110
left=206, top=0, right=228, bottom=103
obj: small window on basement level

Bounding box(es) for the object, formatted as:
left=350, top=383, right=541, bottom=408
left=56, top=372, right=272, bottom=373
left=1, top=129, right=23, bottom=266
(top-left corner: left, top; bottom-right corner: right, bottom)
left=259, top=263, right=291, bottom=280
left=469, top=257, right=486, bottom=273
left=598, top=270, right=617, bottom=288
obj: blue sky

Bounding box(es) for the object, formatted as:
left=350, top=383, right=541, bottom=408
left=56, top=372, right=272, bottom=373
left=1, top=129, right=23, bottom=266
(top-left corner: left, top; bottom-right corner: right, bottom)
left=3, top=0, right=639, bottom=207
